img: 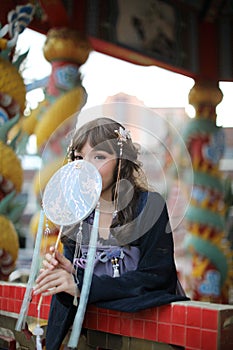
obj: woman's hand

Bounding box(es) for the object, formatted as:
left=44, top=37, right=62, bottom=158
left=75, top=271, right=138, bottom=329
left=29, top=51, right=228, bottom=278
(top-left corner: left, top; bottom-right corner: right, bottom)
left=41, top=246, right=73, bottom=273
left=33, top=267, right=79, bottom=297
left=33, top=246, right=79, bottom=298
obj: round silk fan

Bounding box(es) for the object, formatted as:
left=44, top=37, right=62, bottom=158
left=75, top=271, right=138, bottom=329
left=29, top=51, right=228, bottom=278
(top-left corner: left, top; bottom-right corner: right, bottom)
left=42, top=159, right=102, bottom=226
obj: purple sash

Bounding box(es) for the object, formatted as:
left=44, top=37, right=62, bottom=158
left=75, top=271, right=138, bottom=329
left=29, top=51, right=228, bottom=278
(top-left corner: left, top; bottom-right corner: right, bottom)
left=74, top=245, right=140, bottom=277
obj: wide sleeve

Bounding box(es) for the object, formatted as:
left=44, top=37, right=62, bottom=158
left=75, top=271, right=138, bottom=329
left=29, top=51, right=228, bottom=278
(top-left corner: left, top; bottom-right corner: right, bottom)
left=77, top=192, right=189, bottom=312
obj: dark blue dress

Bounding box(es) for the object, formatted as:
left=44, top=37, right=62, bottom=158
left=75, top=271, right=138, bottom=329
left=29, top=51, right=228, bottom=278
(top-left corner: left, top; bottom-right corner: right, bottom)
left=45, top=191, right=189, bottom=349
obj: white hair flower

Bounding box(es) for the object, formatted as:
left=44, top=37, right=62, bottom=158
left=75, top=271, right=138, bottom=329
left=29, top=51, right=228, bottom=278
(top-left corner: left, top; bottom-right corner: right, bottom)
left=115, top=126, right=131, bottom=143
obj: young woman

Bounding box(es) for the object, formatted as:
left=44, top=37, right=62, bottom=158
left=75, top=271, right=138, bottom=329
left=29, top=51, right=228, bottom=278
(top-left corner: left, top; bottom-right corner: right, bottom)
left=34, top=117, right=188, bottom=349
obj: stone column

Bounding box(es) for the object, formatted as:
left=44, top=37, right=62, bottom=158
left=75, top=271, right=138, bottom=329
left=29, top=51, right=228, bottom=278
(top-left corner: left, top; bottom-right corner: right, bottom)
left=183, top=79, right=232, bottom=303
left=27, top=28, right=92, bottom=256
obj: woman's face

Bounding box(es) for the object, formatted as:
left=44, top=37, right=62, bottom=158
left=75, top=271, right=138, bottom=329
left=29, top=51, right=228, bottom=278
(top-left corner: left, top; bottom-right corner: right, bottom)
left=74, top=141, right=117, bottom=200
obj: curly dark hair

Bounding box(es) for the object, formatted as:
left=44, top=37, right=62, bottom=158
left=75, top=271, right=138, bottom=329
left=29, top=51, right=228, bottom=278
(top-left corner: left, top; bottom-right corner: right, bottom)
left=67, top=117, right=148, bottom=228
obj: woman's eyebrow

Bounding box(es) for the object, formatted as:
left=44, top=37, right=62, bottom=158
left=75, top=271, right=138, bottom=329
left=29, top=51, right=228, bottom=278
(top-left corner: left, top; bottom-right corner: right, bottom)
left=92, top=147, right=106, bottom=152
left=93, top=145, right=114, bottom=153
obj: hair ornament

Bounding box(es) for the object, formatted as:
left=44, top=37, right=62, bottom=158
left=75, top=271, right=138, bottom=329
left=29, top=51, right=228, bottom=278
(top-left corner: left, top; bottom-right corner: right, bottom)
left=113, top=126, right=131, bottom=217
left=115, top=126, right=131, bottom=143
left=115, top=126, right=131, bottom=156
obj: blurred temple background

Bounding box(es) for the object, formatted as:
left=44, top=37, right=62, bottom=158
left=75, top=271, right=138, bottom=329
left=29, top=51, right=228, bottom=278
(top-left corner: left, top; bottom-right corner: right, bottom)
left=0, top=0, right=233, bottom=305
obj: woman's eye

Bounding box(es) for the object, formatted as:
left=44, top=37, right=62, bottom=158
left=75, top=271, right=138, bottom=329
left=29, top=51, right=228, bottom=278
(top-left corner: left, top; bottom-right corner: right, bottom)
left=94, top=154, right=106, bottom=160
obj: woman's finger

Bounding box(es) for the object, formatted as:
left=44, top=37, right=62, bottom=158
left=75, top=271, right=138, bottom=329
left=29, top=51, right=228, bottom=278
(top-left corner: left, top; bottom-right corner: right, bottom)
left=40, top=286, right=58, bottom=297
left=49, top=246, right=55, bottom=254
left=42, top=259, right=51, bottom=269
left=45, top=252, right=59, bottom=267
left=36, top=265, right=60, bottom=284
left=34, top=268, right=76, bottom=297
left=34, top=270, right=60, bottom=294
